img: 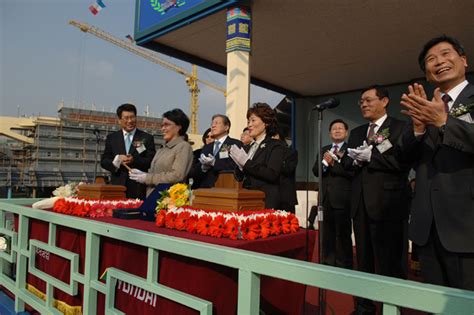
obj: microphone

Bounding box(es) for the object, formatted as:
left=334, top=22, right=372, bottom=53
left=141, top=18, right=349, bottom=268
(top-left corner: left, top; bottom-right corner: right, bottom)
left=311, top=98, right=340, bottom=111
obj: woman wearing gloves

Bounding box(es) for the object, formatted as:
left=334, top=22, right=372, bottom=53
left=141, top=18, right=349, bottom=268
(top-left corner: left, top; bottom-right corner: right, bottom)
left=229, top=103, right=286, bottom=209
left=129, top=109, right=193, bottom=196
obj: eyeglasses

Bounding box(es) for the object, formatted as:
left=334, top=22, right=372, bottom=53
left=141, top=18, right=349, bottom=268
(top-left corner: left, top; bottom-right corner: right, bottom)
left=121, top=116, right=136, bottom=121
left=358, top=97, right=380, bottom=106
left=161, top=122, right=177, bottom=128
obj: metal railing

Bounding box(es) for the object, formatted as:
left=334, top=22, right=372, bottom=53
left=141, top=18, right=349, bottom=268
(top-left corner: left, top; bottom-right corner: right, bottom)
left=1, top=198, right=473, bottom=314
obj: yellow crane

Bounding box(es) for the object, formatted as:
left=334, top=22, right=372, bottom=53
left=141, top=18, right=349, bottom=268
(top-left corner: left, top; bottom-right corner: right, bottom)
left=69, top=19, right=226, bottom=134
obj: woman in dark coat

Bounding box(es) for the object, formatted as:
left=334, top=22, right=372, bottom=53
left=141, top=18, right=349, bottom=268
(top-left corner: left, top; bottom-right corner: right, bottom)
left=230, top=103, right=286, bottom=209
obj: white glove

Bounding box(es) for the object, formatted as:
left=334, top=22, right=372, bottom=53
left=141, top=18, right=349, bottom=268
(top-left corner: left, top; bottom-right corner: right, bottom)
left=356, top=140, right=370, bottom=151
left=198, top=153, right=216, bottom=171
left=112, top=155, right=122, bottom=169
left=348, top=145, right=373, bottom=163
left=229, top=144, right=249, bottom=170
left=129, top=168, right=147, bottom=184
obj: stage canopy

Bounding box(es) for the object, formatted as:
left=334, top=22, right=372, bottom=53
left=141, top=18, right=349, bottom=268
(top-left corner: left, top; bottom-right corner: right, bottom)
left=135, top=0, right=474, bottom=97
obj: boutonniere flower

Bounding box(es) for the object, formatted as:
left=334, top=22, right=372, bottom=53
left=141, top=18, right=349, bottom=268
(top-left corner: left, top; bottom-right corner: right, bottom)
left=336, top=150, right=345, bottom=159
left=450, top=103, right=474, bottom=118
left=133, top=140, right=145, bottom=148
left=220, top=143, right=231, bottom=152
left=369, top=128, right=390, bottom=144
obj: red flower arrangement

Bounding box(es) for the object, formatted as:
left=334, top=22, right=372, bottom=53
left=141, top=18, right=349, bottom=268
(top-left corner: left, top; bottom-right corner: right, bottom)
left=52, top=197, right=143, bottom=218
left=155, top=206, right=299, bottom=240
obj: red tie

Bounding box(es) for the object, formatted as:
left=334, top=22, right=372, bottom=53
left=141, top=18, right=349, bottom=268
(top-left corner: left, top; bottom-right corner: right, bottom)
left=332, top=144, right=339, bottom=155
left=442, top=94, right=451, bottom=113
left=367, top=123, right=376, bottom=142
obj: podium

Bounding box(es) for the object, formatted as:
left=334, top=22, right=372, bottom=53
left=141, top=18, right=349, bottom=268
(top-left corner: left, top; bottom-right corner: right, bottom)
left=77, top=184, right=126, bottom=200
left=192, top=172, right=265, bottom=211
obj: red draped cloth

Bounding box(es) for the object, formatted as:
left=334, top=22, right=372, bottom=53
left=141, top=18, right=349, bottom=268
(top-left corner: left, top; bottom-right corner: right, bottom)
left=15, top=212, right=315, bottom=314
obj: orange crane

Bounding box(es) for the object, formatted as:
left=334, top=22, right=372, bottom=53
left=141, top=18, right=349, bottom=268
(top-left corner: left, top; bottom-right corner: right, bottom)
left=69, top=19, right=226, bottom=134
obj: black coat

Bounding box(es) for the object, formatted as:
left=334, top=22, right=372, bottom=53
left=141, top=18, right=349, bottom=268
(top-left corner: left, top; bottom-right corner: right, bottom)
left=400, top=83, right=474, bottom=252
left=344, top=116, right=410, bottom=221
left=243, top=136, right=286, bottom=209
left=100, top=129, right=156, bottom=199
left=313, top=143, right=352, bottom=210
left=279, top=146, right=298, bottom=212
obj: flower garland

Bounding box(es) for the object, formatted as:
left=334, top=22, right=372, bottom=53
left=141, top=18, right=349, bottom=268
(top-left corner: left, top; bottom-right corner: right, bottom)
left=156, top=206, right=299, bottom=240
left=53, top=197, right=143, bottom=218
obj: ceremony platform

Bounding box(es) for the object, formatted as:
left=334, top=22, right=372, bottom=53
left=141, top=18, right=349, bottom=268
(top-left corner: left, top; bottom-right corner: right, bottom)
left=1, top=198, right=474, bottom=314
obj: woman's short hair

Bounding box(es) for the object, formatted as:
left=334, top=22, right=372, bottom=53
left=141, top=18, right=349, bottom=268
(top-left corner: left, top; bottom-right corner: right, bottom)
left=163, top=108, right=190, bottom=136
left=202, top=127, right=211, bottom=144
left=246, top=102, right=278, bottom=136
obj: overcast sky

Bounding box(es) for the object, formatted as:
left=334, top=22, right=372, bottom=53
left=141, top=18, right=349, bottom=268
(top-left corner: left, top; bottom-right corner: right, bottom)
left=0, top=0, right=283, bottom=133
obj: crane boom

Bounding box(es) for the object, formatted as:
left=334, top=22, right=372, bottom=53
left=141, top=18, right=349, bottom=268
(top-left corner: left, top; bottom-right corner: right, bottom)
left=69, top=19, right=226, bottom=133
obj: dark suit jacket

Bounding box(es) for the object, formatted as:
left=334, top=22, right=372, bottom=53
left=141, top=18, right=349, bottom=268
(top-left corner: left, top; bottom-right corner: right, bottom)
left=344, top=116, right=410, bottom=221
left=243, top=136, right=286, bottom=209
left=400, top=83, right=474, bottom=252
left=196, top=136, right=242, bottom=188
left=100, top=129, right=156, bottom=199
left=313, top=143, right=352, bottom=210
left=279, top=146, right=298, bottom=212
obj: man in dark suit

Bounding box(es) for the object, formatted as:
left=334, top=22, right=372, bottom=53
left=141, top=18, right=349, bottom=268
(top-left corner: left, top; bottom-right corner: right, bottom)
left=345, top=86, right=410, bottom=315
left=311, top=119, right=353, bottom=269
left=100, top=103, right=156, bottom=199
left=400, top=35, right=474, bottom=290
left=274, top=128, right=298, bottom=213
left=197, top=114, right=242, bottom=188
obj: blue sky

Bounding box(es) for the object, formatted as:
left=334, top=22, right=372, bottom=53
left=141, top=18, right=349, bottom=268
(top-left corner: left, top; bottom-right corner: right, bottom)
left=0, top=0, right=283, bottom=133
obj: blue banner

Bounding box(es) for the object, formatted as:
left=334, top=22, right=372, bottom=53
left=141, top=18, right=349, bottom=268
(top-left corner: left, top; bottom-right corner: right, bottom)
left=136, top=0, right=239, bottom=42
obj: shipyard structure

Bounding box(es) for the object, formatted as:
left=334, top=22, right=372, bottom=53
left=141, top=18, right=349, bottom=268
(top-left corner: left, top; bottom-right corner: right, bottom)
left=0, top=107, right=164, bottom=198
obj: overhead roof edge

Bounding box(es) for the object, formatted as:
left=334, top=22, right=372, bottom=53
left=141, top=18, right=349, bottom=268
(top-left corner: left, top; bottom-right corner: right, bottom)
left=141, top=41, right=302, bottom=98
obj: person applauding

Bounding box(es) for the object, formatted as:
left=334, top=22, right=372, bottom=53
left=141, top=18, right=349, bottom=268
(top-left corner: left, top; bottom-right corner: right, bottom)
left=129, top=109, right=193, bottom=196
left=230, top=103, right=285, bottom=209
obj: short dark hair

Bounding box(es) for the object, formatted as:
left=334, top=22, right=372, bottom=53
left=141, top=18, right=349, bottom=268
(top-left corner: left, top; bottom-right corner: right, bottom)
left=116, top=103, right=137, bottom=118
left=361, top=85, right=389, bottom=100
left=212, top=114, right=231, bottom=129
left=247, top=102, right=278, bottom=136
left=329, top=119, right=348, bottom=131
left=163, top=108, right=190, bottom=136
left=202, top=127, right=211, bottom=144
left=418, top=35, right=466, bottom=72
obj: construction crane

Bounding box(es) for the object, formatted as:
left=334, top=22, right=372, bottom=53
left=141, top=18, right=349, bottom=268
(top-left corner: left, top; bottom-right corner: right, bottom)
left=69, top=19, right=226, bottom=134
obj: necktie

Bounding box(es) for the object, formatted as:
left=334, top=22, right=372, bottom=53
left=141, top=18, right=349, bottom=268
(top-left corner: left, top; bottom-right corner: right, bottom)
left=213, top=140, right=221, bottom=156
left=125, top=133, right=132, bottom=154
left=442, top=94, right=452, bottom=113
left=367, top=123, right=376, bottom=143
left=332, top=144, right=339, bottom=155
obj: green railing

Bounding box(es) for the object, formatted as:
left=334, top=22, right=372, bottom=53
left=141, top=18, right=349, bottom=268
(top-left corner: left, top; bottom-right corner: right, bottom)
left=1, top=198, right=474, bottom=314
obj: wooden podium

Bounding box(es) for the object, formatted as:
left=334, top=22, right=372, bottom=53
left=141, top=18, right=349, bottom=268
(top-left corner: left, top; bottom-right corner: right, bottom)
left=192, top=172, right=265, bottom=211
left=76, top=184, right=126, bottom=200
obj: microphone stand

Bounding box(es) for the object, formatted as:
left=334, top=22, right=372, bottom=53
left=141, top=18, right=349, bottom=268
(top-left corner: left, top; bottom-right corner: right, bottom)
left=316, top=108, right=326, bottom=315
left=93, top=130, right=100, bottom=183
